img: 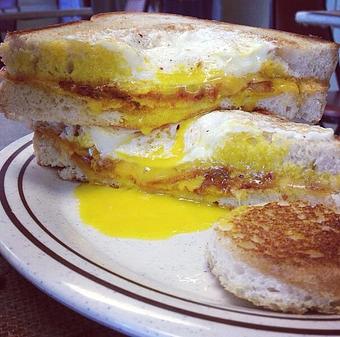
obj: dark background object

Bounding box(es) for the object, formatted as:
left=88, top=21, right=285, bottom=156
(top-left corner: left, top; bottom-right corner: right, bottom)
left=273, top=0, right=331, bottom=35
left=0, top=0, right=17, bottom=36
left=161, top=0, right=213, bottom=19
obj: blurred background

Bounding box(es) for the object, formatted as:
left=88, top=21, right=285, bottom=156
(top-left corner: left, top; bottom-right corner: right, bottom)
left=0, top=0, right=339, bottom=135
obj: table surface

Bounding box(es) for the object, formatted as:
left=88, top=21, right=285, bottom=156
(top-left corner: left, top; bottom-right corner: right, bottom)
left=0, top=115, right=126, bottom=337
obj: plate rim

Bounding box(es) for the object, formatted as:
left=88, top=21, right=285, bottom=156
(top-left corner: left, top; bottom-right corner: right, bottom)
left=1, top=135, right=340, bottom=336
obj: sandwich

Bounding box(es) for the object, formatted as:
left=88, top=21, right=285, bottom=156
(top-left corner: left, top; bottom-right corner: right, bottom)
left=33, top=109, right=339, bottom=209
left=0, top=12, right=338, bottom=133
left=207, top=201, right=340, bottom=314
left=1, top=12, right=339, bottom=315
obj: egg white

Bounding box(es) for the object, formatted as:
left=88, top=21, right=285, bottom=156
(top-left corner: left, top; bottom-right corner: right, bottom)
left=66, top=27, right=276, bottom=80
left=73, top=110, right=334, bottom=166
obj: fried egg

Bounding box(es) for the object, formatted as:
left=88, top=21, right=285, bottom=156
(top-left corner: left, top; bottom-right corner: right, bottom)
left=67, top=110, right=333, bottom=171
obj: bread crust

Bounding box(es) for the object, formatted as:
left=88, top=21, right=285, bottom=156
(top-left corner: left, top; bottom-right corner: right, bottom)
left=218, top=202, right=340, bottom=297
left=6, top=11, right=338, bottom=48
left=2, top=12, right=337, bottom=82
left=208, top=202, right=340, bottom=313
left=208, top=228, right=340, bottom=314
left=1, top=12, right=337, bottom=128
left=0, top=76, right=330, bottom=126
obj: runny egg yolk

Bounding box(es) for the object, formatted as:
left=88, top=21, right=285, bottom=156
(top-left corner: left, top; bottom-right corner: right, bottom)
left=75, top=184, right=227, bottom=240
left=116, top=118, right=192, bottom=168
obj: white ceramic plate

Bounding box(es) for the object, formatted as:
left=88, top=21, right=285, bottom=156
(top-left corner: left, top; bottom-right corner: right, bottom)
left=1, top=134, right=340, bottom=337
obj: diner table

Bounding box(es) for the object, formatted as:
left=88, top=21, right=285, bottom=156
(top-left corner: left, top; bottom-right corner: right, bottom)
left=0, top=114, right=125, bottom=337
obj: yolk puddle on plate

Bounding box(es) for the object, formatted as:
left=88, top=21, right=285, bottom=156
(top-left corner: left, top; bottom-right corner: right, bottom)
left=75, top=184, right=227, bottom=240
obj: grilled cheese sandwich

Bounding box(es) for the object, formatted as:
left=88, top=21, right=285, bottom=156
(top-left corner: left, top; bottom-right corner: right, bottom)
left=1, top=12, right=340, bottom=315
left=33, top=110, right=340, bottom=208
left=0, top=12, right=338, bottom=131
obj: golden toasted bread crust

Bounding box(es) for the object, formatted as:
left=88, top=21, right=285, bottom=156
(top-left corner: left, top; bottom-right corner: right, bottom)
left=5, top=11, right=338, bottom=50
left=93, top=12, right=338, bottom=45
left=217, top=202, right=340, bottom=297
left=222, top=201, right=340, bottom=265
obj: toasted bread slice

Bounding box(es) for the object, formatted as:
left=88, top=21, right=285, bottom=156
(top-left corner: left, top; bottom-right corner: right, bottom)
left=207, top=201, right=340, bottom=314
left=0, top=77, right=327, bottom=131
left=32, top=110, right=340, bottom=209
left=2, top=12, right=337, bottom=81
left=0, top=12, right=337, bottom=128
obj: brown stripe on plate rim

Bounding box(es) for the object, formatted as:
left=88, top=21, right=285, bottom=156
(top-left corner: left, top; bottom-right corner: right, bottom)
left=0, top=140, right=340, bottom=335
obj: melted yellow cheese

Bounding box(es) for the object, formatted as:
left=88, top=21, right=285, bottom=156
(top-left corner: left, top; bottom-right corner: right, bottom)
left=41, top=122, right=339, bottom=207
left=154, top=64, right=209, bottom=92
left=75, top=184, right=226, bottom=240
left=63, top=118, right=338, bottom=201
left=65, top=61, right=320, bottom=131
left=7, top=51, right=324, bottom=131
left=231, top=79, right=299, bottom=111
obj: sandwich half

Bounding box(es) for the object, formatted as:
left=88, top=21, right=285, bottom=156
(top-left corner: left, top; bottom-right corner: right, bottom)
left=207, top=201, right=340, bottom=314
left=0, top=12, right=338, bottom=132
left=33, top=110, right=340, bottom=209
